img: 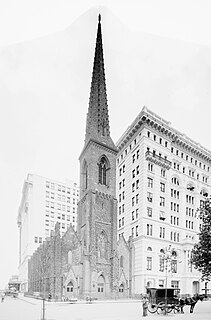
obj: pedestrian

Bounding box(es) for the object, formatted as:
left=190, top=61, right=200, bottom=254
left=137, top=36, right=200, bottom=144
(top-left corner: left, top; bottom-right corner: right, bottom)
left=142, top=296, right=148, bottom=317
left=1, top=292, right=5, bottom=303
left=48, top=293, right=52, bottom=302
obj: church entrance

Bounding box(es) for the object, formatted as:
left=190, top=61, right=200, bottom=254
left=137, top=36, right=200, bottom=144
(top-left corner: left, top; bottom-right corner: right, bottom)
left=118, top=283, right=125, bottom=297
left=97, top=275, right=105, bottom=297
left=66, top=281, right=75, bottom=299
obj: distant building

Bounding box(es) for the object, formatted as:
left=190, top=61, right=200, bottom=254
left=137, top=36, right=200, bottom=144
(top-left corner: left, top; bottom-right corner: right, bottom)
left=8, top=275, right=21, bottom=292
left=17, top=173, right=79, bottom=292
left=116, top=106, right=211, bottom=294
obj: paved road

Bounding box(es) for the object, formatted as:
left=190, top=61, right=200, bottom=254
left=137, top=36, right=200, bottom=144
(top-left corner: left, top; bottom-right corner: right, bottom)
left=0, top=296, right=210, bottom=320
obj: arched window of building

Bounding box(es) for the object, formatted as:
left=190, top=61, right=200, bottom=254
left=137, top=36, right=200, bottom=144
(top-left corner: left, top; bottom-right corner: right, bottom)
left=187, top=183, right=195, bottom=191
left=98, top=156, right=109, bottom=186
left=200, top=188, right=208, bottom=197
left=147, top=246, right=152, bottom=251
left=171, top=177, right=179, bottom=186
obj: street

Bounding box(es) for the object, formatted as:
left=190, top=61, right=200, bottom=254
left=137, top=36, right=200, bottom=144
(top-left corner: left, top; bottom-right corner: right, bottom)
left=0, top=296, right=211, bottom=320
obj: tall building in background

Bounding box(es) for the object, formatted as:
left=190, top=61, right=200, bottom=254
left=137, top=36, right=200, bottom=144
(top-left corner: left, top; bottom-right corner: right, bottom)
left=116, top=106, right=211, bottom=294
left=17, top=173, right=79, bottom=291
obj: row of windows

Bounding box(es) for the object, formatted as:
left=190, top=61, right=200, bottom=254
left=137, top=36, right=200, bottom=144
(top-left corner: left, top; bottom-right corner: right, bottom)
left=132, top=149, right=140, bottom=163
left=186, top=207, right=195, bottom=217
left=46, top=192, right=77, bottom=202
left=146, top=224, right=180, bottom=242
left=118, top=204, right=125, bottom=215
left=171, top=202, right=179, bottom=212
left=117, top=136, right=140, bottom=164
left=132, top=209, right=139, bottom=221
left=119, top=179, right=125, bottom=190
left=131, top=225, right=139, bottom=237
left=46, top=181, right=78, bottom=194
left=186, top=220, right=194, bottom=229
left=119, top=217, right=124, bottom=228
left=119, top=164, right=125, bottom=176
left=132, top=166, right=140, bottom=178
left=171, top=147, right=210, bottom=172
left=148, top=162, right=166, bottom=177
left=186, top=195, right=194, bottom=205
left=147, top=131, right=169, bottom=148
left=45, top=210, right=76, bottom=222
left=147, top=193, right=166, bottom=207
left=119, top=191, right=125, bottom=202
left=147, top=256, right=177, bottom=272
left=45, top=201, right=76, bottom=210
left=173, top=163, right=209, bottom=183
left=171, top=189, right=179, bottom=199
left=171, top=216, right=179, bottom=226
left=45, top=220, right=72, bottom=229
left=34, top=236, right=42, bottom=244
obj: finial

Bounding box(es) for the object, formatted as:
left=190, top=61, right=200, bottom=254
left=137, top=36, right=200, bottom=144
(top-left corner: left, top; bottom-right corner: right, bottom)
left=98, top=14, right=101, bottom=23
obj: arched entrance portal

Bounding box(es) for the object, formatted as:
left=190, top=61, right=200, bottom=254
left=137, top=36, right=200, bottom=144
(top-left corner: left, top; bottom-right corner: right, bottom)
left=119, top=283, right=124, bottom=297
left=193, top=281, right=199, bottom=294
left=66, top=281, right=74, bottom=299
left=97, top=275, right=105, bottom=297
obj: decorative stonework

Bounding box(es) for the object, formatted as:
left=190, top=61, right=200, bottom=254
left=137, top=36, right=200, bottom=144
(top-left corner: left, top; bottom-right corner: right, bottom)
left=145, top=150, right=172, bottom=169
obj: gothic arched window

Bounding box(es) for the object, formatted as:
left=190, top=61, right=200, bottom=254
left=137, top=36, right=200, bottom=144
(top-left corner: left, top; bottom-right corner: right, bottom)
left=82, top=160, right=88, bottom=190
left=98, top=156, right=109, bottom=185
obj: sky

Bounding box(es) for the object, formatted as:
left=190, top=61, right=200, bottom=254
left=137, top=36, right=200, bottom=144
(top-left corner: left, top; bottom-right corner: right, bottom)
left=0, top=0, right=211, bottom=289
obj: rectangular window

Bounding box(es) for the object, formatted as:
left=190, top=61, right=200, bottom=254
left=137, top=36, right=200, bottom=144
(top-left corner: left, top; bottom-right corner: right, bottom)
left=148, top=163, right=153, bottom=172
left=136, top=165, right=140, bottom=175
left=171, top=260, right=177, bottom=273
left=34, top=236, right=38, bottom=243
left=147, top=207, right=152, bottom=217
left=159, top=257, right=164, bottom=272
left=132, top=169, right=135, bottom=178
left=136, top=225, right=138, bottom=236
left=147, top=177, right=153, bottom=188
left=147, top=224, right=152, bottom=236
left=136, top=194, right=139, bottom=204
left=160, top=182, right=165, bottom=192
left=161, top=169, right=166, bottom=177
left=132, top=197, right=135, bottom=206
left=147, top=192, right=153, bottom=202
left=160, top=196, right=165, bottom=207
left=147, top=257, right=152, bottom=270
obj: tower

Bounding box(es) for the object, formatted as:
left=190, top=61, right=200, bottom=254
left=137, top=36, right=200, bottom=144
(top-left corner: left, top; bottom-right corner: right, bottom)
left=77, top=14, right=119, bottom=297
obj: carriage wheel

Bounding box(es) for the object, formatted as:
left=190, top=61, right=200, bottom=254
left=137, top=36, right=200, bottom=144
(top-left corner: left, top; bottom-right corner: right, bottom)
left=173, top=304, right=181, bottom=313
left=147, top=303, right=158, bottom=313
left=157, top=302, right=173, bottom=314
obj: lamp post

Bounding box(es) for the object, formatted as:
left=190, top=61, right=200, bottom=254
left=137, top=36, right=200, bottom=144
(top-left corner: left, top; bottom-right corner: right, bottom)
left=160, top=245, right=176, bottom=315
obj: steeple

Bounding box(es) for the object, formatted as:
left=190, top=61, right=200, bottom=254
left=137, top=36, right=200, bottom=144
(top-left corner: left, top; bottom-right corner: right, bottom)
left=85, top=14, right=116, bottom=150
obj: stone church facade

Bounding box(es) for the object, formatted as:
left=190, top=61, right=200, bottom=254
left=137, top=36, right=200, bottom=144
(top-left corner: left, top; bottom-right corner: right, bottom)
left=28, top=15, right=133, bottom=300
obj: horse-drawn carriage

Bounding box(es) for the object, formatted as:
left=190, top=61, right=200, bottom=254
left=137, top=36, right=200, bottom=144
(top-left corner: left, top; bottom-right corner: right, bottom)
left=147, top=287, right=180, bottom=314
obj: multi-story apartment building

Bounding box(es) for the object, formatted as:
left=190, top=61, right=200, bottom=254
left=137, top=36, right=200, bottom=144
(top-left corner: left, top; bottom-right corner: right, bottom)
left=116, top=106, right=211, bottom=295
left=17, top=173, right=79, bottom=292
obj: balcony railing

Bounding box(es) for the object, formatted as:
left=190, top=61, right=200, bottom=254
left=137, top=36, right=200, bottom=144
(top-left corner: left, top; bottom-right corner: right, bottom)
left=145, top=151, right=172, bottom=170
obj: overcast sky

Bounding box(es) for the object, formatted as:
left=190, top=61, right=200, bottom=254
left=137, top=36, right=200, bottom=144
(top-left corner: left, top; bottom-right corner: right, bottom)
left=0, top=0, right=211, bottom=289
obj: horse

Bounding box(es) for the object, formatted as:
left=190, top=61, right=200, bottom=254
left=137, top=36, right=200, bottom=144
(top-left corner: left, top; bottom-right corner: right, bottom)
left=179, top=294, right=204, bottom=313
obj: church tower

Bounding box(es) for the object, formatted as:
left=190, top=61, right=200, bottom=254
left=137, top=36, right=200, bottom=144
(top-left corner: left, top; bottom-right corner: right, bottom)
left=77, top=15, right=119, bottom=298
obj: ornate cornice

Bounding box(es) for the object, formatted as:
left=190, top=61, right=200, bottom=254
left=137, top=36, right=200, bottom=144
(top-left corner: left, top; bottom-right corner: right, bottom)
left=117, top=107, right=211, bottom=164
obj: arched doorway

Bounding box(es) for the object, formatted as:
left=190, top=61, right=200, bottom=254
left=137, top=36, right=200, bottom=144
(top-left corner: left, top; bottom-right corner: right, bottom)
left=193, top=281, right=199, bottom=294
left=97, top=275, right=105, bottom=297
left=119, top=283, right=124, bottom=297
left=66, top=281, right=74, bottom=299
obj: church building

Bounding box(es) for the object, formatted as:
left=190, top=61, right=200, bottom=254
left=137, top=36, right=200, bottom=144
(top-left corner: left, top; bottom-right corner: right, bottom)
left=28, top=15, right=132, bottom=300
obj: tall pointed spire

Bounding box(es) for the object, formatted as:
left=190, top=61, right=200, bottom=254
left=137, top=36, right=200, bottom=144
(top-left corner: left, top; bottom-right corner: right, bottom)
left=85, top=15, right=115, bottom=149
